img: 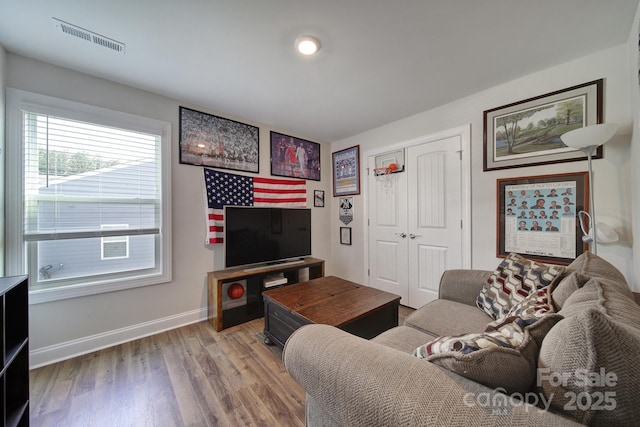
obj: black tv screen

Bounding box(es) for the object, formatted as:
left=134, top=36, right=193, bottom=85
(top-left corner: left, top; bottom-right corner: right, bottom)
left=224, top=207, right=312, bottom=268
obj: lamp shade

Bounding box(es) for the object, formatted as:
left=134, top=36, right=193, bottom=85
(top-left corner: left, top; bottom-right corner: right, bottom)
left=560, top=123, right=617, bottom=150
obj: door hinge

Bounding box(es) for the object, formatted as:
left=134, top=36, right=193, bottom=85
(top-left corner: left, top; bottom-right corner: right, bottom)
left=368, top=269, right=370, bottom=276
left=368, top=218, right=370, bottom=226
left=456, top=149, right=463, bottom=160
left=460, top=219, right=463, bottom=229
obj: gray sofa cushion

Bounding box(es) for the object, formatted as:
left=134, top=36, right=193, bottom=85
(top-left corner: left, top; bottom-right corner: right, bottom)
left=551, top=271, right=591, bottom=310
left=404, top=299, right=491, bottom=337
left=538, top=274, right=640, bottom=425
left=372, top=326, right=437, bottom=354
left=437, top=269, right=493, bottom=305
left=560, top=277, right=640, bottom=330
left=538, top=309, right=640, bottom=426
left=566, top=251, right=629, bottom=291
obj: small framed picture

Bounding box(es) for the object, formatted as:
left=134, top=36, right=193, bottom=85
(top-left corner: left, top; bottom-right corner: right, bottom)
left=270, top=131, right=321, bottom=181
left=340, top=227, right=352, bottom=245
left=314, top=190, right=325, bottom=207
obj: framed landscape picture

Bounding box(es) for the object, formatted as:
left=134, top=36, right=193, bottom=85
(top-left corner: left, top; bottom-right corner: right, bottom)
left=497, top=172, right=589, bottom=265
left=483, top=79, right=603, bottom=171
left=179, top=106, right=259, bottom=173
left=270, top=131, right=321, bottom=181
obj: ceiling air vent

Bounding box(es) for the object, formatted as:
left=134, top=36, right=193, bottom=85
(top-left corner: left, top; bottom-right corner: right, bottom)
left=52, top=18, right=125, bottom=54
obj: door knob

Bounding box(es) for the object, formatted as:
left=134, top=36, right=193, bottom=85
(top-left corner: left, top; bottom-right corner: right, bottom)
left=395, top=232, right=407, bottom=238
left=409, top=233, right=422, bottom=239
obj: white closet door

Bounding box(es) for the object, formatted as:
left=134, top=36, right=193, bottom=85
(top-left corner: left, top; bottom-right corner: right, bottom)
left=367, top=155, right=409, bottom=302
left=407, top=135, right=463, bottom=309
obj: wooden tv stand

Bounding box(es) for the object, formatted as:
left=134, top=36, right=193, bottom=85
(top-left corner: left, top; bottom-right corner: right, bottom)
left=207, top=257, right=325, bottom=331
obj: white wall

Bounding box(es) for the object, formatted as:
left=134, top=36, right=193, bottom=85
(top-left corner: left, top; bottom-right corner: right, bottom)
left=331, top=44, right=636, bottom=291
left=629, top=4, right=640, bottom=290
left=0, top=46, right=5, bottom=276
left=4, top=54, right=332, bottom=367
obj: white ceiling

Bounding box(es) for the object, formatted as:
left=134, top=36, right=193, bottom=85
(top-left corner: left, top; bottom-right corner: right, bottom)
left=0, top=0, right=638, bottom=143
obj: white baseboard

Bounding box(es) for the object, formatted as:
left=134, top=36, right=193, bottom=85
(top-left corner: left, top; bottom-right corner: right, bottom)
left=29, top=307, right=208, bottom=369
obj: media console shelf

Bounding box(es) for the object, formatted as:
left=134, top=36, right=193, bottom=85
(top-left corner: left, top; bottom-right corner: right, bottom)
left=207, top=257, right=324, bottom=331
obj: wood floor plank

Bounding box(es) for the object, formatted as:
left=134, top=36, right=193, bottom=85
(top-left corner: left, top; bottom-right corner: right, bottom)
left=30, top=305, right=415, bottom=426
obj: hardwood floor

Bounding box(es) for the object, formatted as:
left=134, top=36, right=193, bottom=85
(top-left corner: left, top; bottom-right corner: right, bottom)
left=29, top=305, right=415, bottom=427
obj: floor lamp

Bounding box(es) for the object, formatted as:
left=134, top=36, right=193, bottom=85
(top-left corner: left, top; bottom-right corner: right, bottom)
left=560, top=123, right=617, bottom=255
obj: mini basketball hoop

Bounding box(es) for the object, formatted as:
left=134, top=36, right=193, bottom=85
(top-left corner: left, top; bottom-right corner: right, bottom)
left=373, top=163, right=397, bottom=189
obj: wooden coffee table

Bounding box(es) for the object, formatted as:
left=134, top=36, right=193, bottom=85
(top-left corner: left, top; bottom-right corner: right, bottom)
left=262, top=276, right=401, bottom=347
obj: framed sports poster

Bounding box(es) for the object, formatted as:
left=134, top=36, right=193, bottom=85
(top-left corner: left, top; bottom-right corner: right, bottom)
left=179, top=106, right=259, bottom=173
left=270, top=131, right=320, bottom=181
left=497, top=172, right=589, bottom=265
left=332, top=145, right=360, bottom=196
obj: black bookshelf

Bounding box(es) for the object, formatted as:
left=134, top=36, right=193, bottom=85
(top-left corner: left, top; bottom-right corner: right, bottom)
left=1, top=275, right=29, bottom=427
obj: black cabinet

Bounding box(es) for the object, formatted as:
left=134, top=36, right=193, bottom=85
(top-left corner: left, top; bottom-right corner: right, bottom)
left=1, top=275, right=29, bottom=427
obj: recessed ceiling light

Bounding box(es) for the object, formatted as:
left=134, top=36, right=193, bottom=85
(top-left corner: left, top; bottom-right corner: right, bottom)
left=295, top=35, right=320, bottom=55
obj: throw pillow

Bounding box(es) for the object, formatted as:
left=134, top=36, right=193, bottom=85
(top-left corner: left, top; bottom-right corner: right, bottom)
left=416, top=314, right=562, bottom=394
left=500, top=282, right=554, bottom=319
left=476, top=252, right=564, bottom=319
left=416, top=288, right=562, bottom=394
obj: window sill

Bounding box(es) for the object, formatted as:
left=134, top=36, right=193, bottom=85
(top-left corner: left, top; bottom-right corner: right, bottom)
left=28, top=271, right=172, bottom=304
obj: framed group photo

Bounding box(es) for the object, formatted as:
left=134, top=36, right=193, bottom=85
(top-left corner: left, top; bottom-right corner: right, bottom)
left=332, top=145, right=360, bottom=197
left=483, top=79, right=603, bottom=171
left=179, top=106, right=260, bottom=173
left=270, top=131, right=321, bottom=181
left=497, top=172, right=589, bottom=265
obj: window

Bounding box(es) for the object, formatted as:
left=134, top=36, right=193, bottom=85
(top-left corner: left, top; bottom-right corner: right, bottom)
left=101, top=225, right=130, bottom=260
left=6, top=89, right=171, bottom=303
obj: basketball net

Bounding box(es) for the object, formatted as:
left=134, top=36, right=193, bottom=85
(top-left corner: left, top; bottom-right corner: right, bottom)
left=373, top=164, right=397, bottom=190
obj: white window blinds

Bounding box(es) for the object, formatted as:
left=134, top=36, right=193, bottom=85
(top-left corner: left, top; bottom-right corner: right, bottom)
left=22, top=111, right=161, bottom=241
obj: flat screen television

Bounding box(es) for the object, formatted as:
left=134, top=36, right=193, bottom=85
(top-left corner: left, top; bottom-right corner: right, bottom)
left=224, top=206, right=312, bottom=268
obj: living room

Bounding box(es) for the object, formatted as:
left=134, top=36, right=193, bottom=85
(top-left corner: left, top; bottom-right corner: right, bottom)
left=1, top=1, right=640, bottom=426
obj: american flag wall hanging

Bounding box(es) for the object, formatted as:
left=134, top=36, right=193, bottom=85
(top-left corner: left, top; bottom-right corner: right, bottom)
left=203, top=168, right=307, bottom=244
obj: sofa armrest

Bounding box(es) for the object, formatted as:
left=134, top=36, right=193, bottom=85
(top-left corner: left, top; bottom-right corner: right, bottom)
left=283, top=324, right=580, bottom=426
left=438, top=269, right=493, bottom=306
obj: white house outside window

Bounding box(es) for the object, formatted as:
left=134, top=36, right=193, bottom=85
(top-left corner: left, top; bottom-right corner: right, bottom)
left=6, top=89, right=172, bottom=303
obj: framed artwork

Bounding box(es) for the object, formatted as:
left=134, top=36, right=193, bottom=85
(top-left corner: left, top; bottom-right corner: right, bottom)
left=497, top=172, right=589, bottom=265
left=483, top=79, right=603, bottom=171
left=340, top=227, right=352, bottom=245
left=332, top=145, right=361, bottom=196
left=179, top=106, right=259, bottom=173
left=314, top=190, right=325, bottom=207
left=270, top=131, right=320, bottom=181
